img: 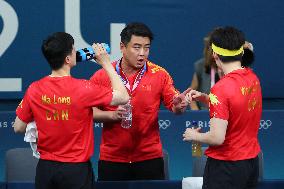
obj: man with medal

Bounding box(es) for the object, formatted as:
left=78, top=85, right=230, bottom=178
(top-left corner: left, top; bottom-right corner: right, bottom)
left=90, top=22, right=188, bottom=181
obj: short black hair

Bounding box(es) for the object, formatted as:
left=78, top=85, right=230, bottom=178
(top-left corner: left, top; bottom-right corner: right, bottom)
left=242, top=48, right=255, bottom=67
left=120, top=22, right=153, bottom=46
left=41, top=32, right=74, bottom=70
left=210, top=26, right=245, bottom=63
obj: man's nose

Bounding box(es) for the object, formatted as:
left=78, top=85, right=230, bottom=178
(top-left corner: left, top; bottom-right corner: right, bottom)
left=139, top=48, right=145, bottom=56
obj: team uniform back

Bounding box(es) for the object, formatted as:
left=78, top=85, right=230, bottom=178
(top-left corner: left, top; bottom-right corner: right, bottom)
left=16, top=76, right=112, bottom=162
left=206, top=68, right=262, bottom=161
left=203, top=68, right=262, bottom=189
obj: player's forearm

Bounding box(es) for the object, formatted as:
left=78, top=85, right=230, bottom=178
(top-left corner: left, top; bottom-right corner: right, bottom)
left=13, top=117, right=27, bottom=133
left=102, top=63, right=129, bottom=105
left=195, top=131, right=224, bottom=146
left=93, top=107, right=116, bottom=122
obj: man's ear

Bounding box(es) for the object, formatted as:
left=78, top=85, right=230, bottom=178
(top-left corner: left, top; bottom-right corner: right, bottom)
left=120, top=42, right=125, bottom=53
left=65, top=55, right=71, bottom=64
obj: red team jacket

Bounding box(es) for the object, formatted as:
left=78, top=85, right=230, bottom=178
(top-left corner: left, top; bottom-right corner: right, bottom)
left=91, top=61, right=179, bottom=163
left=205, top=68, right=262, bottom=161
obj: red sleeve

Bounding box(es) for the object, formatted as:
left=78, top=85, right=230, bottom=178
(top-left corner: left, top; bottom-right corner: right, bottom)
left=161, top=70, right=180, bottom=111
left=16, top=87, right=34, bottom=123
left=90, top=68, right=111, bottom=88
left=80, top=79, right=113, bottom=108
left=208, top=82, right=229, bottom=120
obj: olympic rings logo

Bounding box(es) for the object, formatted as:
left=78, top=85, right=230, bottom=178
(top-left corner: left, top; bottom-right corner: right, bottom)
left=159, top=120, right=171, bottom=130
left=259, top=120, right=272, bottom=130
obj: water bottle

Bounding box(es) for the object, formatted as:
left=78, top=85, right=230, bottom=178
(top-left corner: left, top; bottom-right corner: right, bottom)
left=121, top=100, right=132, bottom=129
left=76, top=43, right=110, bottom=62
left=191, top=121, right=202, bottom=157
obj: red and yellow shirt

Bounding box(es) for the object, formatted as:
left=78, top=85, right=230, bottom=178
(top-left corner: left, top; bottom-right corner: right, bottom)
left=205, top=68, right=262, bottom=160
left=16, top=76, right=112, bottom=162
left=91, top=61, right=179, bottom=162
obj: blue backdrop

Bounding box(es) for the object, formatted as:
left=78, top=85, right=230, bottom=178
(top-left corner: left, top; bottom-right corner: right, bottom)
left=1, top=0, right=284, bottom=98
left=1, top=0, right=284, bottom=182
left=0, top=110, right=283, bottom=181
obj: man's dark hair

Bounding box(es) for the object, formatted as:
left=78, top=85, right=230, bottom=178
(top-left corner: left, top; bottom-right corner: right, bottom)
left=210, top=26, right=245, bottom=63
left=242, top=48, right=255, bottom=67
left=41, top=32, right=74, bottom=70
left=120, top=22, right=153, bottom=46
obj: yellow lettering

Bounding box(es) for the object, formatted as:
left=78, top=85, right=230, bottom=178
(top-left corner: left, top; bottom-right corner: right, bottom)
left=253, top=81, right=260, bottom=93
left=53, top=95, right=57, bottom=104
left=48, top=95, right=72, bottom=105
left=241, top=87, right=246, bottom=95
left=241, top=81, right=261, bottom=96
left=58, top=96, right=71, bottom=105
left=53, top=110, right=59, bottom=120
left=61, top=110, right=69, bottom=120
left=248, top=98, right=261, bottom=111
left=46, top=110, right=51, bottom=120
left=42, top=95, right=51, bottom=104
left=247, top=87, right=253, bottom=95
left=66, top=97, right=71, bottom=105
left=45, top=109, right=69, bottom=121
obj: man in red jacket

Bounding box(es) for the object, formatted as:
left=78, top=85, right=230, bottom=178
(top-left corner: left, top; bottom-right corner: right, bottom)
left=183, top=26, right=262, bottom=189
left=91, top=22, right=187, bottom=181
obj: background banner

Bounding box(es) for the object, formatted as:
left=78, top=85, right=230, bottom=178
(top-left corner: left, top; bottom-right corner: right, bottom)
left=1, top=0, right=284, bottom=98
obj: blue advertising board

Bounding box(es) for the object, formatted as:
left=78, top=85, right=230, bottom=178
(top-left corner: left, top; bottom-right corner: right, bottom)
left=1, top=0, right=284, bottom=98
left=0, top=110, right=283, bottom=181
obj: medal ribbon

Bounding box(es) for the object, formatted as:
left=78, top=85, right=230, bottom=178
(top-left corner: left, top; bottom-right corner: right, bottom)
left=115, top=59, right=147, bottom=93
